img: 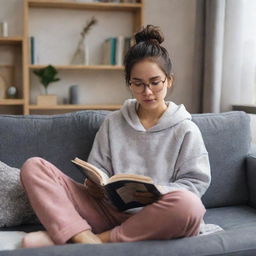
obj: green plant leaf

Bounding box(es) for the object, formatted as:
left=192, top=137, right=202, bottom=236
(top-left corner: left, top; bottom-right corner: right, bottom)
left=33, top=65, right=60, bottom=94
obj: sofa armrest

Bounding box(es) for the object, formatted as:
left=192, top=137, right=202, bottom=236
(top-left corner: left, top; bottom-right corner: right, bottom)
left=250, top=143, right=256, bottom=155
left=247, top=154, right=256, bottom=208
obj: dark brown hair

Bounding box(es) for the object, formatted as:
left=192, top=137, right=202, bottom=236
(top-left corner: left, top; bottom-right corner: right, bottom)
left=124, top=25, right=172, bottom=85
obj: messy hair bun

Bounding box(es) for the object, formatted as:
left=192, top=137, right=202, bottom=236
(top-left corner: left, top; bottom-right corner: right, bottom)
left=124, top=25, right=172, bottom=85
left=135, top=25, right=164, bottom=45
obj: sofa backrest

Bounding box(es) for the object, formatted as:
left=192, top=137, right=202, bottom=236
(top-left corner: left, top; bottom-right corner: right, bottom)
left=0, top=110, right=251, bottom=208
left=192, top=111, right=251, bottom=208
left=0, top=111, right=108, bottom=183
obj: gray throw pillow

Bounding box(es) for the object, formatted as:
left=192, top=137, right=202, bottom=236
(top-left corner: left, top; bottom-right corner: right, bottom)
left=0, top=161, right=39, bottom=227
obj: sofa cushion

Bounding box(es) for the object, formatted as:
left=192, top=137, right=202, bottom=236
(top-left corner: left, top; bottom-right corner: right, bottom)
left=204, top=205, right=256, bottom=231
left=192, top=111, right=250, bottom=208
left=0, top=161, right=38, bottom=227
left=2, top=206, right=256, bottom=256
left=0, top=111, right=109, bottom=183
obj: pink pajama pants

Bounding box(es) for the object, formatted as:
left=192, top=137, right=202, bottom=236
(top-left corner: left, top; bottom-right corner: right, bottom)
left=20, top=157, right=206, bottom=244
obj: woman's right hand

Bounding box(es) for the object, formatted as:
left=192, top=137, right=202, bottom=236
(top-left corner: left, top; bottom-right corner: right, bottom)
left=85, top=179, right=105, bottom=200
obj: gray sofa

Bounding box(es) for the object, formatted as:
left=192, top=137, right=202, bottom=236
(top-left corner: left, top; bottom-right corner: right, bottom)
left=0, top=110, right=256, bottom=256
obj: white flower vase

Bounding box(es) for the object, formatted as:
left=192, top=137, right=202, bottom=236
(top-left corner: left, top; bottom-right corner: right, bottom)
left=71, top=37, right=89, bottom=65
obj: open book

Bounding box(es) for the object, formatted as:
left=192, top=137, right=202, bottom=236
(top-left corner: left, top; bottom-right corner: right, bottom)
left=71, top=157, right=162, bottom=211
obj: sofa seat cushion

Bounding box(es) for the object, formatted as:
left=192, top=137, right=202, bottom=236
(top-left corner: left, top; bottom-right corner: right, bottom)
left=1, top=206, right=256, bottom=255
left=1, top=225, right=256, bottom=256
left=204, top=205, right=256, bottom=230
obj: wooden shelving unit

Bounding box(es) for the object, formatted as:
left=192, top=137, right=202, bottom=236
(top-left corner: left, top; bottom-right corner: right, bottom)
left=29, top=64, right=125, bottom=71
left=0, top=0, right=143, bottom=115
left=29, top=104, right=121, bottom=110
left=28, top=0, right=143, bottom=11
left=0, top=37, right=24, bottom=114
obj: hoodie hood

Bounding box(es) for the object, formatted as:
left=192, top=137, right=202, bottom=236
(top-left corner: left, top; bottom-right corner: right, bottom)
left=120, top=99, right=191, bottom=132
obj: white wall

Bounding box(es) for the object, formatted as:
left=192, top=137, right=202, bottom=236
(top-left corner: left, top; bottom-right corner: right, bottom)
left=144, top=0, right=203, bottom=113
left=0, top=0, right=23, bottom=36
left=0, top=0, right=203, bottom=112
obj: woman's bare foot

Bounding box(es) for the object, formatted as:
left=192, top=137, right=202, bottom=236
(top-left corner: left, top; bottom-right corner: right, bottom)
left=21, top=231, right=55, bottom=248
left=71, top=230, right=102, bottom=244
left=97, top=230, right=111, bottom=243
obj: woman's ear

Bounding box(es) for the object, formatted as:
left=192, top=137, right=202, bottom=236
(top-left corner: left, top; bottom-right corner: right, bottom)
left=127, top=84, right=134, bottom=97
left=167, top=74, right=174, bottom=88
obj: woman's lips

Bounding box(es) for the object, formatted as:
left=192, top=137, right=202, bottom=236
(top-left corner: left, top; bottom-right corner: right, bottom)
left=143, top=99, right=155, bottom=103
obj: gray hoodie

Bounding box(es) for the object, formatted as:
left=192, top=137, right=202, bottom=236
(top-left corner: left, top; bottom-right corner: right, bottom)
left=88, top=99, right=211, bottom=197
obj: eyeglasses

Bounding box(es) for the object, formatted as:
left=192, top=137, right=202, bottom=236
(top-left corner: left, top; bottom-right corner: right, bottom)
left=129, top=76, right=167, bottom=93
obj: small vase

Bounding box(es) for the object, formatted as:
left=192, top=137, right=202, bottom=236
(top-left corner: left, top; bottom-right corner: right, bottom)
left=71, top=37, right=89, bottom=65
left=6, top=86, right=18, bottom=99
left=69, top=85, right=79, bottom=104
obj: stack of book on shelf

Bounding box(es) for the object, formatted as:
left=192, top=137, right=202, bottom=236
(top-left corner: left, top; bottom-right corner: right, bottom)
left=103, top=36, right=131, bottom=66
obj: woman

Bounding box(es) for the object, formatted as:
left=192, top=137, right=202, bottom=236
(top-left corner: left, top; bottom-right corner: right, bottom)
left=20, top=25, right=211, bottom=247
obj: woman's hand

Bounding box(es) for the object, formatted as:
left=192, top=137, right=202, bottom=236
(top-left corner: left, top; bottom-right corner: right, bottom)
left=85, top=179, right=105, bottom=200
left=133, top=191, right=159, bottom=205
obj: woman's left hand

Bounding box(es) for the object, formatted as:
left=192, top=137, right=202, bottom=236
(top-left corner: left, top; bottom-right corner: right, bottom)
left=133, top=191, right=159, bottom=204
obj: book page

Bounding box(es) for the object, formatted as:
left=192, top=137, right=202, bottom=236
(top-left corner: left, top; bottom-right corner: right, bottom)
left=108, top=173, right=153, bottom=184
left=72, top=158, right=109, bottom=185
left=116, top=183, right=148, bottom=204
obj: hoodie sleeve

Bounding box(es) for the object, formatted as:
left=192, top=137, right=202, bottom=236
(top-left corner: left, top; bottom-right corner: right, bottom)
left=159, top=122, right=211, bottom=198
left=87, top=119, right=113, bottom=177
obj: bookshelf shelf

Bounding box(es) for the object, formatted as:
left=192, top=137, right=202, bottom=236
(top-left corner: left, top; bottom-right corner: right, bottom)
left=0, top=99, right=25, bottom=105
left=28, top=0, right=142, bottom=12
left=0, top=37, right=23, bottom=45
left=29, top=64, right=125, bottom=71
left=29, top=104, right=121, bottom=110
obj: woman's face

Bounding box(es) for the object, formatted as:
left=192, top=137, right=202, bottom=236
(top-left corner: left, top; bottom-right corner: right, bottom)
left=129, top=59, right=172, bottom=111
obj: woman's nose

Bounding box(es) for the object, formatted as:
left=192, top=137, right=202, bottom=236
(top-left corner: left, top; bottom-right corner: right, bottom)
left=142, top=85, right=153, bottom=95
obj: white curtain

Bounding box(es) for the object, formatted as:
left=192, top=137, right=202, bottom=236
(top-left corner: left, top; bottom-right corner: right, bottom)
left=202, top=0, right=256, bottom=113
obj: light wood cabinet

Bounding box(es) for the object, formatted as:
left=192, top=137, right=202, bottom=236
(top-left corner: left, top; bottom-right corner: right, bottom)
left=0, top=37, right=24, bottom=114
left=0, top=0, right=144, bottom=115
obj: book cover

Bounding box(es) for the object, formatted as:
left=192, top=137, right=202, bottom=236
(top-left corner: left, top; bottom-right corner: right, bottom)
left=110, top=37, right=117, bottom=65
left=116, top=35, right=124, bottom=66
left=30, top=36, right=35, bottom=65
left=123, top=36, right=131, bottom=59
left=102, top=39, right=110, bottom=65
left=102, top=37, right=117, bottom=65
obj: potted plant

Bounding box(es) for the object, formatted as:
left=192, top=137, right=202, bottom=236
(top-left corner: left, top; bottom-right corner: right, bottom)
left=33, top=65, right=60, bottom=105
